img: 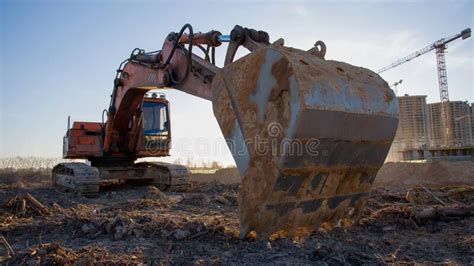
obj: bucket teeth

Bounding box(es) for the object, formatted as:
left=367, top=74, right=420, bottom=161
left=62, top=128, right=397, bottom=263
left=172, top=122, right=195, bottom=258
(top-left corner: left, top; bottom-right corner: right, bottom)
left=212, top=46, right=398, bottom=238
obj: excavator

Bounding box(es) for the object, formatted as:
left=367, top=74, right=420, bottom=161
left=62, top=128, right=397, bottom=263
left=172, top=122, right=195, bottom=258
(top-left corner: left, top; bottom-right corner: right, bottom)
left=53, top=24, right=399, bottom=238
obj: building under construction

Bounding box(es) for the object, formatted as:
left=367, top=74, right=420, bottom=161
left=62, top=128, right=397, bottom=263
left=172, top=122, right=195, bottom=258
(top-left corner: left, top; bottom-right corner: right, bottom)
left=379, top=28, right=472, bottom=162
left=388, top=95, right=474, bottom=161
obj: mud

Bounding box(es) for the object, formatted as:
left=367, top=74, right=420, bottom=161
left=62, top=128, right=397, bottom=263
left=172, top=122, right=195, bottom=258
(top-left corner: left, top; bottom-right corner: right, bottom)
left=0, top=168, right=473, bottom=264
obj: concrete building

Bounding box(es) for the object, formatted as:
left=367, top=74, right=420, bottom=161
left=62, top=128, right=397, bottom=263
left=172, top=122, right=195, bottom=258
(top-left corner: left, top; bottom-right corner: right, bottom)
left=391, top=95, right=429, bottom=160
left=388, top=95, right=474, bottom=161
left=427, top=101, right=473, bottom=147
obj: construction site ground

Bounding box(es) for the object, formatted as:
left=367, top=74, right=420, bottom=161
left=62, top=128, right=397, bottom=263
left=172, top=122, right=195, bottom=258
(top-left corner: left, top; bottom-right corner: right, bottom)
left=1, top=161, right=473, bottom=264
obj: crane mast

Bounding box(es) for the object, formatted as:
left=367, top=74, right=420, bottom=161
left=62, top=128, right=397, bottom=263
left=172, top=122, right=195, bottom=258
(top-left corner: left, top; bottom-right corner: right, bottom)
left=435, top=44, right=449, bottom=102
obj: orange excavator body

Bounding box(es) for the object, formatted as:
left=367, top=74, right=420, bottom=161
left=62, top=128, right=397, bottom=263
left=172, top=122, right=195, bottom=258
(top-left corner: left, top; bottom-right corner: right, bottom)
left=63, top=95, right=171, bottom=160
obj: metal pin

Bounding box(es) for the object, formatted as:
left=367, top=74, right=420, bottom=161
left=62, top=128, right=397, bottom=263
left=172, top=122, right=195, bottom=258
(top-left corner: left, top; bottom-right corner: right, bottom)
left=217, top=35, right=231, bottom=42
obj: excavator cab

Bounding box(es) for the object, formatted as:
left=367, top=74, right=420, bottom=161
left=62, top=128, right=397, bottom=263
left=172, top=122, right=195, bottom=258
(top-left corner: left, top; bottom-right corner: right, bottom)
left=136, top=92, right=171, bottom=157
left=142, top=95, right=169, bottom=136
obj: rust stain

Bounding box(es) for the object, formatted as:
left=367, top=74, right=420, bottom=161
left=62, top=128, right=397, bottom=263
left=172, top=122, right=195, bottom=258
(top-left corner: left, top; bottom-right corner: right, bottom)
left=269, top=57, right=290, bottom=101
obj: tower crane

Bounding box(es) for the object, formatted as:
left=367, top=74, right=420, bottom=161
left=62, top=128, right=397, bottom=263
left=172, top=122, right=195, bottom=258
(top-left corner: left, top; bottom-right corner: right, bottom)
left=378, top=28, right=471, bottom=102
left=378, top=28, right=471, bottom=147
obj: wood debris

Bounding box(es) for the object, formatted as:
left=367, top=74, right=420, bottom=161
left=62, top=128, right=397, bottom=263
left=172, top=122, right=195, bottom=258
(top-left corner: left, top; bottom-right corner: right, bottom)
left=6, top=193, right=50, bottom=216
left=411, top=204, right=474, bottom=220
left=1, top=168, right=473, bottom=264
left=0, top=236, right=15, bottom=257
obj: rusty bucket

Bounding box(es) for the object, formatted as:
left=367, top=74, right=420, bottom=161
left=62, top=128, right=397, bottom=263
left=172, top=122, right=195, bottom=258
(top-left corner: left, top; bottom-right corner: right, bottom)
left=211, top=45, right=398, bottom=238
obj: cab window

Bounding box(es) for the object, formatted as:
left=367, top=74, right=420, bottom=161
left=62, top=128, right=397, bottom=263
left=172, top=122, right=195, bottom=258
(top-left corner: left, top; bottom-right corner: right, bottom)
left=142, top=101, right=168, bottom=135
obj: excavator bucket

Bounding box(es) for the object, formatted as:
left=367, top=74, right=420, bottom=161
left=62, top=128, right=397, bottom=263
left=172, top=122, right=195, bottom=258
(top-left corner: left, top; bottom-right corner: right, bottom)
left=211, top=46, right=398, bottom=238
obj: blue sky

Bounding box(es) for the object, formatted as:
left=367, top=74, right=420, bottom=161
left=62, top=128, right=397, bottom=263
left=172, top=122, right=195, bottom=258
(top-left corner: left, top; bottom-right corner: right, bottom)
left=1, top=0, right=472, bottom=165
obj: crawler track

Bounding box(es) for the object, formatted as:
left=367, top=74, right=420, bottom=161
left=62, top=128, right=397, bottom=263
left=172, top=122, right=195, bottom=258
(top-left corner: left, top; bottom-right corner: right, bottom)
left=52, top=163, right=101, bottom=197
left=52, top=162, right=189, bottom=196
left=134, top=162, right=190, bottom=192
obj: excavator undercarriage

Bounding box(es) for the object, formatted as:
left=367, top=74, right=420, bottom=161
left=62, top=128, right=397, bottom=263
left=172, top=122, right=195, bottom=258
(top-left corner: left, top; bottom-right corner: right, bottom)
left=54, top=24, right=398, bottom=238
left=52, top=162, right=189, bottom=196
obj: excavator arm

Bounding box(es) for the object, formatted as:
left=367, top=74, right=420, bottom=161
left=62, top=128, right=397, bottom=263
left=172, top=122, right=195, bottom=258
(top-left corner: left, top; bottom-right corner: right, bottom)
left=104, top=24, right=271, bottom=153
left=89, top=24, right=399, bottom=238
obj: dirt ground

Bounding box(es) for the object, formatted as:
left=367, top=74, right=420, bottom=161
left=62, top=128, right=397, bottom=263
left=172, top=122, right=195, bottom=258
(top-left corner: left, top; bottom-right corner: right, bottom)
left=0, top=165, right=473, bottom=264
left=192, top=161, right=474, bottom=188
left=374, top=161, right=474, bottom=188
